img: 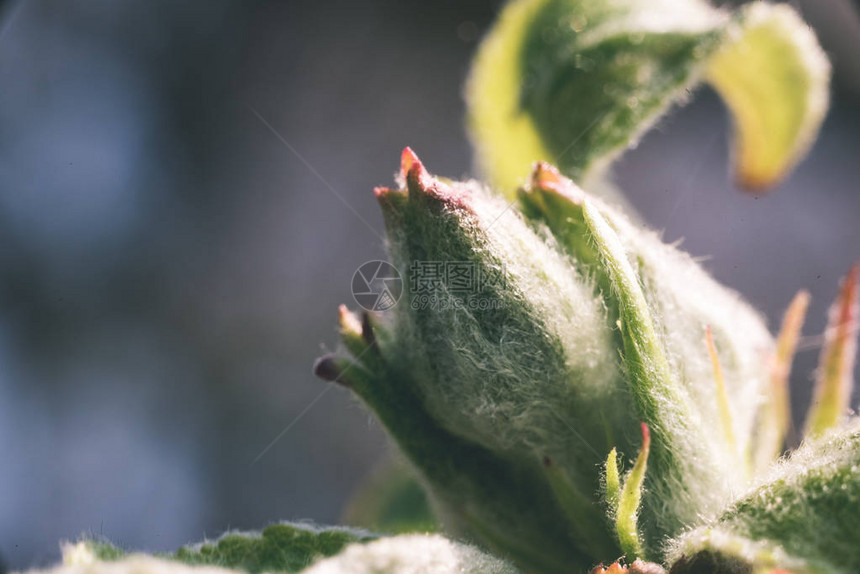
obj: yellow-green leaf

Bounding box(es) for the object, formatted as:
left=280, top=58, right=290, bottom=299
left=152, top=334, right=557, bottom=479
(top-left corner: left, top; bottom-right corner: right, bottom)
left=603, top=447, right=621, bottom=511
left=468, top=0, right=829, bottom=196
left=615, top=423, right=651, bottom=561
left=706, top=3, right=831, bottom=191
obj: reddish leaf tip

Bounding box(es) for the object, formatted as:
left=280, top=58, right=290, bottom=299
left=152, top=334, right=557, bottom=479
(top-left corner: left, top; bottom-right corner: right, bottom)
left=528, top=161, right=586, bottom=205
left=531, top=161, right=563, bottom=190
left=400, top=147, right=424, bottom=180
left=400, top=147, right=440, bottom=196
left=640, top=422, right=650, bottom=451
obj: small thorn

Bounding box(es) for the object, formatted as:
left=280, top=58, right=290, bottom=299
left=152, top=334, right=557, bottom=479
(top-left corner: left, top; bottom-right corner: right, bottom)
left=541, top=455, right=552, bottom=468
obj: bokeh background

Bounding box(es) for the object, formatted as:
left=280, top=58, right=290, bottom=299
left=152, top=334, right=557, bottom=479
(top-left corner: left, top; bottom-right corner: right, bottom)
left=0, top=0, right=858, bottom=569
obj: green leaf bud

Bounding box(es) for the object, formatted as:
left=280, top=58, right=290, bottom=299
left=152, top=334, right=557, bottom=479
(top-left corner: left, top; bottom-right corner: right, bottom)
left=521, top=164, right=775, bottom=548
left=320, top=152, right=776, bottom=569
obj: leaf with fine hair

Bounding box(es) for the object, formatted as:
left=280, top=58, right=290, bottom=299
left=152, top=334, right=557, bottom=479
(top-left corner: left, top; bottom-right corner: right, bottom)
left=468, top=0, right=829, bottom=194
left=45, top=533, right=520, bottom=574
left=614, top=424, right=651, bottom=561
left=520, top=163, right=772, bottom=556
left=707, top=3, right=831, bottom=190
left=54, top=524, right=378, bottom=574
left=319, top=152, right=774, bottom=569
left=668, top=421, right=860, bottom=574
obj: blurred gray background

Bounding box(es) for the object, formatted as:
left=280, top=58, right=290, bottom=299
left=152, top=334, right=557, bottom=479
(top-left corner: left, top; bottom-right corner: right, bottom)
left=0, top=0, right=858, bottom=570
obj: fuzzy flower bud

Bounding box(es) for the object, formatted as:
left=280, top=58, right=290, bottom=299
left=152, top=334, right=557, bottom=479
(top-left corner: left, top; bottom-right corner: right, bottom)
left=318, top=151, right=777, bottom=571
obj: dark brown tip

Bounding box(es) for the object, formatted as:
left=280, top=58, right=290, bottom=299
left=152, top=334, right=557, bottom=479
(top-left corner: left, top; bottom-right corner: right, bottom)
left=361, top=312, right=378, bottom=351
left=313, top=354, right=351, bottom=387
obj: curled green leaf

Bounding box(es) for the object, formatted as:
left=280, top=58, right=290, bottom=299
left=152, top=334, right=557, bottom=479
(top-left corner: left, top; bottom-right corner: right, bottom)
left=468, top=0, right=829, bottom=194
left=706, top=3, right=831, bottom=190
